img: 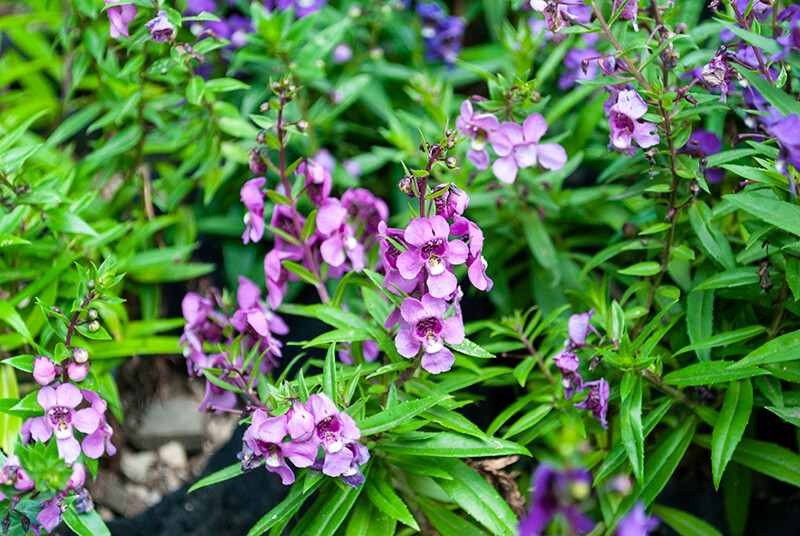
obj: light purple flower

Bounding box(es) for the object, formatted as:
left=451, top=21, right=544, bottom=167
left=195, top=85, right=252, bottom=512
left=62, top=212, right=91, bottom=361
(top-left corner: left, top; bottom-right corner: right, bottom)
left=769, top=114, right=800, bottom=197
left=613, top=0, right=637, bottom=21
left=332, top=43, right=353, bottom=63
left=490, top=114, right=567, bottom=184
left=145, top=11, right=175, bottom=43
left=81, top=390, right=116, bottom=459
left=396, top=216, right=468, bottom=298
left=554, top=350, right=583, bottom=400
left=37, top=496, right=63, bottom=533
left=274, top=0, right=329, bottom=18
left=244, top=410, right=315, bottom=485
left=317, top=198, right=365, bottom=272
left=33, top=356, right=57, bottom=386
left=29, top=384, right=100, bottom=463
left=378, top=222, right=420, bottom=296
left=307, top=393, right=361, bottom=457
left=567, top=309, right=596, bottom=348
left=0, top=455, right=35, bottom=492
left=450, top=216, right=492, bottom=292
left=616, top=502, right=659, bottom=536
left=559, top=48, right=601, bottom=90
left=186, top=0, right=215, bottom=15
left=241, top=177, right=266, bottom=244
left=298, top=159, right=332, bottom=207
left=607, top=90, right=659, bottom=156
left=286, top=399, right=314, bottom=442
left=456, top=100, right=500, bottom=170
left=574, top=378, right=610, bottom=429
left=395, top=294, right=464, bottom=374
left=264, top=248, right=298, bottom=310
left=518, top=463, right=594, bottom=536
left=339, top=442, right=370, bottom=488
left=679, top=130, right=725, bottom=184
left=343, top=159, right=361, bottom=177
left=231, top=276, right=289, bottom=339
left=105, top=0, right=138, bottom=39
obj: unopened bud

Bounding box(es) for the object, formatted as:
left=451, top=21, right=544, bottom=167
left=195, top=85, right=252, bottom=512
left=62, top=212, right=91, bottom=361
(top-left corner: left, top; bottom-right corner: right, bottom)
left=73, top=347, right=89, bottom=364
left=87, top=280, right=95, bottom=289
left=295, top=120, right=309, bottom=132
left=256, top=130, right=267, bottom=145
left=429, top=143, right=443, bottom=159
left=87, top=308, right=99, bottom=320
left=445, top=156, right=457, bottom=169
left=348, top=6, right=362, bottom=17
left=2, top=514, right=9, bottom=536
left=68, top=361, right=90, bottom=382
left=20, top=516, right=29, bottom=533
left=398, top=176, right=416, bottom=197
left=260, top=101, right=270, bottom=112
left=87, top=319, right=101, bottom=333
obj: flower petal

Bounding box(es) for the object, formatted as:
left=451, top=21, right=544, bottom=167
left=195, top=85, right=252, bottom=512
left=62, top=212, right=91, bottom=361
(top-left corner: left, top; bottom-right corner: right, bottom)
left=443, top=316, right=465, bottom=345
left=421, top=348, right=455, bottom=374
left=395, top=329, right=421, bottom=358
left=523, top=113, right=548, bottom=143
left=492, top=154, right=519, bottom=184
left=537, top=143, right=568, bottom=170
left=73, top=408, right=100, bottom=434
left=55, top=383, right=82, bottom=409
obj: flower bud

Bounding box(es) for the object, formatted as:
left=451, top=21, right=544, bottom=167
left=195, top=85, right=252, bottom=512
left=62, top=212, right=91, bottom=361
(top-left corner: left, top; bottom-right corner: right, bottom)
left=260, top=102, right=270, bottom=112
left=348, top=6, right=362, bottom=17
left=32, top=356, right=57, bottom=386
left=286, top=399, right=314, bottom=442
left=445, top=156, right=457, bottom=169
left=73, top=347, right=89, bottom=364
left=87, top=308, right=99, bottom=320
left=249, top=148, right=268, bottom=175
left=256, top=130, right=267, bottom=145
left=67, top=362, right=90, bottom=382
left=88, top=319, right=101, bottom=333
left=87, top=280, right=95, bottom=289
left=398, top=176, right=416, bottom=197
left=295, top=120, right=309, bottom=132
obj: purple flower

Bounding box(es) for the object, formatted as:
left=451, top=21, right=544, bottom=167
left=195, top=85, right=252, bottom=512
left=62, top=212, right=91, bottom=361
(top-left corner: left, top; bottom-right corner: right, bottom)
left=431, top=183, right=469, bottom=220
left=559, top=48, right=601, bottom=90
left=274, top=0, right=329, bottom=18
left=270, top=204, right=304, bottom=250
left=490, top=113, right=568, bottom=184
left=37, top=496, right=63, bottom=533
left=145, top=11, right=175, bottom=43
left=396, top=216, right=468, bottom=298
left=701, top=53, right=732, bottom=103
left=332, top=43, right=353, bottom=63
left=0, top=455, right=35, bottom=492
left=317, top=198, right=364, bottom=272
left=29, top=384, right=100, bottom=463
left=456, top=99, right=499, bottom=170
left=378, top=222, right=420, bottom=296
left=395, top=294, right=464, bottom=374
left=769, top=114, right=800, bottom=197
left=773, top=7, right=800, bottom=61
left=339, top=442, right=370, bottom=488
left=679, top=130, right=725, bottom=183
left=342, top=188, right=389, bottom=237
left=450, top=216, right=492, bottom=291
left=298, top=393, right=362, bottom=476
left=613, top=0, right=637, bottom=21
left=33, top=356, right=57, bottom=386
left=244, top=411, right=312, bottom=485
left=67, top=361, right=89, bottom=382
left=81, top=390, right=116, bottom=459
left=286, top=399, right=314, bottom=441
left=554, top=350, right=583, bottom=400
left=298, top=159, right=332, bottom=207
left=567, top=309, right=596, bottom=348
left=241, top=177, right=266, bottom=244
left=249, top=148, right=268, bottom=175
left=529, top=2, right=595, bottom=44
left=518, top=463, right=595, bottom=536
left=574, top=378, right=610, bottom=429
left=616, top=502, right=659, bottom=536
left=607, top=90, right=659, bottom=156
left=180, top=292, right=225, bottom=369
left=105, top=0, right=137, bottom=39
left=231, top=276, right=289, bottom=339
left=343, top=159, right=361, bottom=177
left=199, top=367, right=238, bottom=413
left=186, top=0, right=215, bottom=15
left=264, top=248, right=299, bottom=310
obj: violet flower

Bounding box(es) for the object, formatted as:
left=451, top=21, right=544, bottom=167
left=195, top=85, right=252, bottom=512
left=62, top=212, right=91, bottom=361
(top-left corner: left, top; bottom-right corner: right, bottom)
left=616, top=502, right=659, bottom=536
left=559, top=49, right=601, bottom=90
left=105, top=0, right=138, bottom=39
left=518, top=463, right=595, bottom=536
left=341, top=188, right=389, bottom=237
left=769, top=114, right=800, bottom=197
left=37, top=497, right=63, bottom=533
left=490, top=113, right=567, bottom=184
left=607, top=90, right=660, bottom=156
left=317, top=198, right=365, bottom=272
left=554, top=350, right=583, bottom=400
left=29, top=383, right=100, bottom=463
left=332, top=43, right=353, bottom=64
left=339, top=442, right=370, bottom=488
left=295, top=393, right=362, bottom=476
left=274, top=0, right=329, bottom=18
left=33, top=356, right=57, bottom=386
left=613, top=0, right=637, bottom=21
left=701, top=52, right=733, bottom=103
left=567, top=309, right=596, bottom=349
left=145, top=11, right=175, bottom=43
left=574, top=378, right=610, bottom=429
left=773, top=7, right=800, bottom=61
left=395, top=294, right=464, bottom=374
left=377, top=222, right=420, bottom=296
left=198, top=354, right=238, bottom=413
left=298, top=159, right=332, bottom=207
left=241, top=177, right=266, bottom=244
left=396, top=216, right=468, bottom=298
left=456, top=99, right=499, bottom=170
left=264, top=248, right=298, bottom=310
left=0, top=455, right=35, bottom=493
left=186, top=0, right=215, bottom=15
left=431, top=183, right=469, bottom=220
left=244, top=410, right=315, bottom=485
left=679, top=130, right=725, bottom=184
left=231, top=276, right=289, bottom=340
left=285, top=399, right=314, bottom=442
left=81, top=390, right=117, bottom=459
left=450, top=216, right=493, bottom=292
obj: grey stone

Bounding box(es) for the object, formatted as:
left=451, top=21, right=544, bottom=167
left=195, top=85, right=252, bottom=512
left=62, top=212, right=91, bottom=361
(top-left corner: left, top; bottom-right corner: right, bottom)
left=157, top=441, right=188, bottom=471
left=128, top=396, right=206, bottom=452
left=120, top=450, right=156, bottom=484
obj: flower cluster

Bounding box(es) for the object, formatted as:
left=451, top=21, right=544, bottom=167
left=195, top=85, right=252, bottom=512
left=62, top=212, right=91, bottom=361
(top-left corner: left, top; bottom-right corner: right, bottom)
left=180, top=276, right=289, bottom=413
left=527, top=0, right=594, bottom=44
left=605, top=90, right=660, bottom=157
left=384, top=179, right=490, bottom=374
left=415, top=2, right=465, bottom=66
left=457, top=99, right=568, bottom=183
left=239, top=393, right=369, bottom=488
left=552, top=310, right=610, bottom=428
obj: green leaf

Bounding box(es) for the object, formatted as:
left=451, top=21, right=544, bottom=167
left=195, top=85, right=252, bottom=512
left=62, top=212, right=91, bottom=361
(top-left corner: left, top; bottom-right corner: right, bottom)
left=620, top=373, right=644, bottom=484
left=359, top=396, right=449, bottom=436
left=764, top=405, right=800, bottom=427
left=501, top=405, right=551, bottom=439
left=521, top=210, right=559, bottom=283
left=304, top=328, right=374, bottom=348
left=728, top=329, right=800, bottom=368
left=448, top=338, right=495, bottom=358
left=737, top=68, right=800, bottom=117
left=365, top=477, right=419, bottom=530
left=296, top=476, right=366, bottom=536
left=247, top=477, right=323, bottom=535
left=344, top=496, right=396, bottom=536
left=651, top=504, right=724, bottom=536
left=282, top=260, right=320, bottom=286
left=0, top=299, right=32, bottom=342
left=323, top=343, right=336, bottom=401
left=694, top=436, right=800, bottom=488
left=711, top=379, right=753, bottom=490
left=186, top=76, right=205, bottom=105
left=204, top=78, right=250, bottom=92
left=187, top=463, right=243, bottom=494
left=618, top=261, right=661, bottom=277
left=686, top=285, right=714, bottom=362
left=3, top=354, right=34, bottom=373
left=62, top=507, right=111, bottom=536
left=417, top=496, right=490, bottom=536
left=688, top=202, right=735, bottom=271
left=378, top=432, right=529, bottom=457
left=435, top=458, right=518, bottom=536
left=722, top=462, right=751, bottom=536
left=662, top=361, right=766, bottom=386
left=786, top=257, right=800, bottom=301
left=85, top=124, right=141, bottom=164
left=693, top=268, right=759, bottom=291
left=725, top=191, right=800, bottom=236
left=612, top=418, right=697, bottom=530
left=0, top=233, right=30, bottom=247
left=673, top=325, right=766, bottom=356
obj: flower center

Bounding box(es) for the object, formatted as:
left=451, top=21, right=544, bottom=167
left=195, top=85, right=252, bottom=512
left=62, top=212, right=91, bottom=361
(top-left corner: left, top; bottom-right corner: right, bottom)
left=317, top=416, right=344, bottom=453
left=47, top=406, right=72, bottom=439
